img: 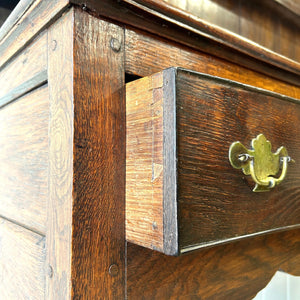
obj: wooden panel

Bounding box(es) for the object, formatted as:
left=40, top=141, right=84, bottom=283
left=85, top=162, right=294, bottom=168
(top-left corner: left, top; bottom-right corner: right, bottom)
left=0, top=217, right=45, bottom=300
left=0, top=32, right=47, bottom=100
left=126, top=67, right=300, bottom=255
left=127, top=228, right=300, bottom=300
left=0, top=85, right=49, bottom=234
left=125, top=28, right=300, bottom=99
left=0, top=0, right=68, bottom=68
left=47, top=8, right=125, bottom=299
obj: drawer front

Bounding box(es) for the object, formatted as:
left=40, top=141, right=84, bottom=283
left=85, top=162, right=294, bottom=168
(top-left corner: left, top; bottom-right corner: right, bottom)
left=126, top=67, right=300, bottom=255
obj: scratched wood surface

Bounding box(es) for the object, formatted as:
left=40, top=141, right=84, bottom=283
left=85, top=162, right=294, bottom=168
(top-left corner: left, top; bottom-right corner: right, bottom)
left=126, top=73, right=165, bottom=252
left=0, top=217, right=45, bottom=300
left=0, top=85, right=49, bottom=234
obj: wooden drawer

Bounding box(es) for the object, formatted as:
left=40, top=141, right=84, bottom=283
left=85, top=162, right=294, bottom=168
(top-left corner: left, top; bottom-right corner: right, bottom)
left=126, top=67, right=300, bottom=255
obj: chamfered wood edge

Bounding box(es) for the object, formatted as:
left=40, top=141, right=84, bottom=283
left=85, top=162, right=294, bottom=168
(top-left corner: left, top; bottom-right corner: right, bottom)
left=0, top=70, right=47, bottom=108
left=180, top=224, right=300, bottom=255
left=122, top=0, right=300, bottom=76
left=274, top=0, right=300, bottom=16
left=162, top=67, right=178, bottom=256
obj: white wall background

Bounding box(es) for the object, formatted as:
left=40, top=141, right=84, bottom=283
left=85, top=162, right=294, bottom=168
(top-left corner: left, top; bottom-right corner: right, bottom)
left=253, top=271, right=300, bottom=300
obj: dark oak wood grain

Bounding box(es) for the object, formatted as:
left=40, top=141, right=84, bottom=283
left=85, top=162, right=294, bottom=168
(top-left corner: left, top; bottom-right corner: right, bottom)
left=123, top=0, right=300, bottom=72
left=71, top=9, right=125, bottom=299
left=0, top=217, right=45, bottom=300
left=162, top=0, right=300, bottom=61
left=0, top=1, right=299, bottom=299
left=125, top=28, right=300, bottom=99
left=175, top=68, right=300, bottom=251
left=0, top=85, right=49, bottom=235
left=47, top=8, right=125, bottom=299
left=127, top=228, right=300, bottom=300
left=126, top=67, right=300, bottom=254
left=70, top=0, right=300, bottom=86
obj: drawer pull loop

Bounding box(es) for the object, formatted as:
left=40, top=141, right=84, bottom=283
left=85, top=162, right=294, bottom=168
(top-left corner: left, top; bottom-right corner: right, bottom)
left=229, top=134, right=293, bottom=192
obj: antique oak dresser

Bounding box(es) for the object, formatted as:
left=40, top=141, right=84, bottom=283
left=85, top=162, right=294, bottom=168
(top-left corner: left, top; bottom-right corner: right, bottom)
left=0, top=0, right=299, bottom=299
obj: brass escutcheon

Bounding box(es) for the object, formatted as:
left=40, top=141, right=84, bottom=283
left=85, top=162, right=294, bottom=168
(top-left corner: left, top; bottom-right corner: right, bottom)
left=229, top=134, right=293, bottom=192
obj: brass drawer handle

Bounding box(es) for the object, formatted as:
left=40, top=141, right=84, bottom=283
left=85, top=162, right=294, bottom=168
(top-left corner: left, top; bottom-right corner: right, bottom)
left=229, top=134, right=293, bottom=192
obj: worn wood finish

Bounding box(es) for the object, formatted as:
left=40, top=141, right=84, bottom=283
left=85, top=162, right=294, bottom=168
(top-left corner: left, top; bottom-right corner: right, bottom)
left=0, top=217, right=45, bottom=300
left=0, top=0, right=68, bottom=68
left=126, top=67, right=300, bottom=254
left=126, top=73, right=165, bottom=252
left=125, top=28, right=300, bottom=99
left=0, top=32, right=47, bottom=100
left=127, top=228, right=300, bottom=299
left=71, top=0, right=300, bottom=86
left=47, top=8, right=125, bottom=299
left=47, top=10, right=73, bottom=299
left=0, top=85, right=49, bottom=234
left=72, top=9, right=125, bottom=299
